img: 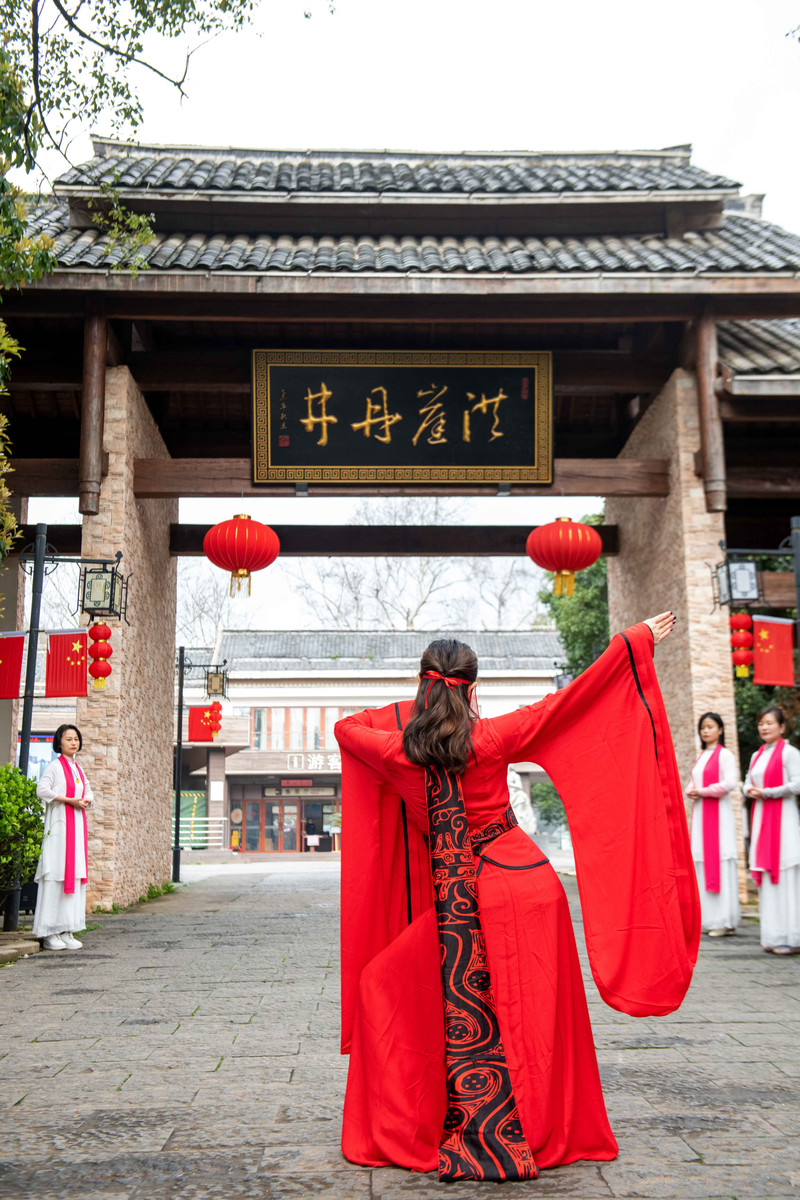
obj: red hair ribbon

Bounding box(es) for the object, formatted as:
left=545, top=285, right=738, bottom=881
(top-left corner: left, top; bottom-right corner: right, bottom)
left=422, top=670, right=470, bottom=708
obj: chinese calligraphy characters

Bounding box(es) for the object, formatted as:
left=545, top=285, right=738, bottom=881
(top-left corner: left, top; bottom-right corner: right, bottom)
left=351, top=387, right=403, bottom=444
left=296, top=379, right=509, bottom=449
left=412, top=385, right=448, bottom=446
left=301, top=383, right=338, bottom=447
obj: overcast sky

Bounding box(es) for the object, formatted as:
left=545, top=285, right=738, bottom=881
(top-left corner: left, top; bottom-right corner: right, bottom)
left=45, top=0, right=800, bottom=232
left=25, top=1, right=800, bottom=629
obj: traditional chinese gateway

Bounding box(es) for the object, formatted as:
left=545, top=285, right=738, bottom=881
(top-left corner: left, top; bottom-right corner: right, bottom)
left=1, top=143, right=799, bottom=902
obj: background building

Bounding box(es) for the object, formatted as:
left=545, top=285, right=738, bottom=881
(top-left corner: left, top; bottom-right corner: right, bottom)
left=177, top=628, right=563, bottom=854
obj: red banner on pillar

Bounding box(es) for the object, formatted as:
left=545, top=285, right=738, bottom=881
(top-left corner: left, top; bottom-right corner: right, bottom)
left=45, top=631, right=88, bottom=697
left=752, top=616, right=795, bottom=687
left=188, top=707, right=215, bottom=742
left=0, top=633, right=25, bottom=699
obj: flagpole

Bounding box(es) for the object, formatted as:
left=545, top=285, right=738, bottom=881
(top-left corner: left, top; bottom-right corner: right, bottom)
left=173, top=645, right=185, bottom=883
left=3, top=523, right=47, bottom=932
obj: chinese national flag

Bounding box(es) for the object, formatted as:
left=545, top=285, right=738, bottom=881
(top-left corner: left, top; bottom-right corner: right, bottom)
left=188, top=707, right=214, bottom=742
left=752, top=616, right=795, bottom=686
left=0, top=633, right=25, bottom=699
left=45, top=631, right=88, bottom=697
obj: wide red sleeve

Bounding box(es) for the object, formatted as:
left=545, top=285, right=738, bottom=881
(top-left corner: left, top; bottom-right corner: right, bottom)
left=336, top=702, right=433, bottom=1053
left=488, top=623, right=700, bottom=1018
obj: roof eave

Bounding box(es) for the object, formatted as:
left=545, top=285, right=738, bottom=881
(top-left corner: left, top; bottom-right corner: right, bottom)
left=37, top=267, right=800, bottom=297
left=60, top=186, right=738, bottom=208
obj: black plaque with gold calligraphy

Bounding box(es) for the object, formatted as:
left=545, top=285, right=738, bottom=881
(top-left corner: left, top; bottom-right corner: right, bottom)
left=252, top=351, right=552, bottom=485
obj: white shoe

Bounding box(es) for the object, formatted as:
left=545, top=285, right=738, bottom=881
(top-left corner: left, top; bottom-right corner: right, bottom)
left=43, top=934, right=66, bottom=950
left=60, top=932, right=83, bottom=950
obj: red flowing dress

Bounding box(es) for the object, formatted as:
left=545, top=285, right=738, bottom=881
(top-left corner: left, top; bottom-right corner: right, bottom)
left=336, top=623, right=699, bottom=1177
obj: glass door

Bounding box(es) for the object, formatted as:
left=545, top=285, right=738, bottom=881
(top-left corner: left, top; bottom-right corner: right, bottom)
left=244, top=801, right=262, bottom=852
left=263, top=803, right=280, bottom=852
left=282, top=803, right=298, bottom=851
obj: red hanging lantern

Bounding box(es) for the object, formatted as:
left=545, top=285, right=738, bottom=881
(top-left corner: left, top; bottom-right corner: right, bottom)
left=730, top=630, right=754, bottom=651
left=209, top=700, right=223, bottom=738
left=87, top=623, right=113, bottom=691
left=732, top=647, right=754, bottom=678
left=525, top=517, right=603, bottom=597
left=203, top=514, right=280, bottom=596
left=729, top=613, right=753, bottom=631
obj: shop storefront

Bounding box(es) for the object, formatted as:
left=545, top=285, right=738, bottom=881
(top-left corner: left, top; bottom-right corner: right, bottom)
left=229, top=779, right=341, bottom=853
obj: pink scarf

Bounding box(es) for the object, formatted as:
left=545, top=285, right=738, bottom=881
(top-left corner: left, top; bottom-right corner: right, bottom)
left=60, top=755, right=89, bottom=895
left=751, top=740, right=785, bottom=887
left=698, top=744, right=723, bottom=893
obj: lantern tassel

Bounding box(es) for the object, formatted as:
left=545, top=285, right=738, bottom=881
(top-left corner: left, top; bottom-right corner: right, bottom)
left=735, top=665, right=751, bottom=678
left=553, top=570, right=575, bottom=598
left=92, top=678, right=106, bottom=690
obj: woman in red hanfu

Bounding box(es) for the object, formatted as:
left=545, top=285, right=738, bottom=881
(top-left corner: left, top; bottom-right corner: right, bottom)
left=336, top=614, right=699, bottom=1183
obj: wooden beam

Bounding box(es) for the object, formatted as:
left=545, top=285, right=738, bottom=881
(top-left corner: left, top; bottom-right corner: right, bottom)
left=720, top=397, right=800, bottom=421
left=169, top=523, right=620, bottom=558
left=13, top=525, right=82, bottom=556
left=79, top=297, right=106, bottom=516
left=695, top=309, right=726, bottom=512
left=6, top=349, right=673, bottom=397
left=727, top=467, right=800, bottom=499
left=11, top=522, right=620, bottom=559
left=132, top=457, right=670, bottom=500
left=727, top=376, right=800, bottom=398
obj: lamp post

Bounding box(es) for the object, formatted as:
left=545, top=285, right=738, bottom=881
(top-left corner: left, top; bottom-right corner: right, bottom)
left=4, top=526, right=128, bottom=932
left=173, top=652, right=228, bottom=882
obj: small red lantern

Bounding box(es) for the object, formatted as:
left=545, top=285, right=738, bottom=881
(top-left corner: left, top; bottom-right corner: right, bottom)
left=729, top=613, right=753, bottom=631
left=203, top=514, right=280, bottom=596
left=87, top=623, right=113, bottom=690
left=732, top=648, right=754, bottom=678
left=525, top=517, right=603, bottom=597
left=730, top=630, right=754, bottom=651
left=209, top=700, right=223, bottom=739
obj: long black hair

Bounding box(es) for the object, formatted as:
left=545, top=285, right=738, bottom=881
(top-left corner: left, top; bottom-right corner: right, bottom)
left=403, top=638, right=478, bottom=775
left=697, top=712, right=725, bottom=748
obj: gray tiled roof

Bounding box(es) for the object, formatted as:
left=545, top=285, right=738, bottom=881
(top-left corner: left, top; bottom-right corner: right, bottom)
left=212, top=629, right=563, bottom=673
left=27, top=204, right=800, bottom=275
left=717, top=319, right=800, bottom=375
left=58, top=143, right=739, bottom=197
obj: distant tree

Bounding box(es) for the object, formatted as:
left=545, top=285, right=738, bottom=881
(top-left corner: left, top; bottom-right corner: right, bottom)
left=176, top=559, right=256, bottom=647
left=538, top=513, right=609, bottom=674
left=289, top=497, right=546, bottom=632
left=530, top=779, right=565, bottom=829
left=734, top=679, right=800, bottom=763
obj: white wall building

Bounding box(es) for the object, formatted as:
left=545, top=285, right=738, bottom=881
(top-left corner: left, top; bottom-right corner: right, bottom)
left=178, top=629, right=563, bottom=854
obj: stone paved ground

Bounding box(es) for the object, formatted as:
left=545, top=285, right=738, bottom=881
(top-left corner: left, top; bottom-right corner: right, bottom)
left=1, top=862, right=799, bottom=1200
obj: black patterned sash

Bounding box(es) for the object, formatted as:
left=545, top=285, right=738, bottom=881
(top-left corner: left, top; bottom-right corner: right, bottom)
left=425, top=763, right=537, bottom=1182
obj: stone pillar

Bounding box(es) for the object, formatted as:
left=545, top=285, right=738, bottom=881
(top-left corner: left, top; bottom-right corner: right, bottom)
left=607, top=369, right=748, bottom=898
left=76, top=367, right=177, bottom=909
left=0, top=498, right=27, bottom=765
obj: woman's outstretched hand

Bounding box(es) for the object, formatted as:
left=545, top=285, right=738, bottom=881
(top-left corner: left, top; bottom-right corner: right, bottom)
left=644, top=612, right=675, bottom=645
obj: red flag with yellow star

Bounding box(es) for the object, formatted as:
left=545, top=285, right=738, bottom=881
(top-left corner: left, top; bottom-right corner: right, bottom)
left=188, top=706, right=215, bottom=742
left=45, top=630, right=88, bottom=697
left=0, top=632, right=25, bottom=699
left=752, top=616, right=795, bottom=687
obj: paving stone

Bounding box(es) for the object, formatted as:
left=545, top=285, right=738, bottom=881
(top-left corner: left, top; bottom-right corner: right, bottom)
left=1, top=867, right=799, bottom=1199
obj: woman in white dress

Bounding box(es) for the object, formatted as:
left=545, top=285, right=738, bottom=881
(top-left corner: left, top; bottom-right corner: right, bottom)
left=686, top=712, right=740, bottom=936
left=32, top=724, right=93, bottom=951
left=744, top=706, right=800, bottom=955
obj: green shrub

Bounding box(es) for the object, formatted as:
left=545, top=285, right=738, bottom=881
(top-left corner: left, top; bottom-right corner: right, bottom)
left=0, top=763, right=44, bottom=891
